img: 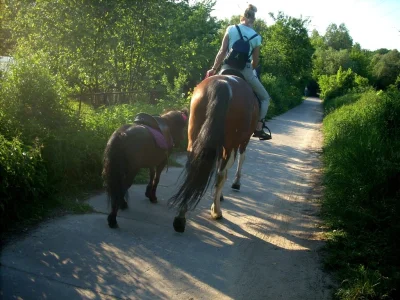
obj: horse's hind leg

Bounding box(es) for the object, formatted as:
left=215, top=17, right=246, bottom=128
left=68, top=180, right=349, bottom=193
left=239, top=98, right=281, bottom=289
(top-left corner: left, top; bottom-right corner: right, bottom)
left=211, top=151, right=235, bottom=219
left=173, top=204, right=188, bottom=233
left=211, top=169, right=227, bottom=219
left=232, top=147, right=246, bottom=190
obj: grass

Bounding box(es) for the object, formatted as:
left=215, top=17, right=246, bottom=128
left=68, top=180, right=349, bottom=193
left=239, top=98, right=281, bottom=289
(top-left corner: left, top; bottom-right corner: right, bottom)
left=321, top=88, right=400, bottom=299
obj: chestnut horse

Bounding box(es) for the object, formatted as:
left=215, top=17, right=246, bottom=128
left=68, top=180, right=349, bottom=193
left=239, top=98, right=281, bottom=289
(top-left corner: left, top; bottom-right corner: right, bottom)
left=103, top=109, right=188, bottom=228
left=168, top=74, right=259, bottom=232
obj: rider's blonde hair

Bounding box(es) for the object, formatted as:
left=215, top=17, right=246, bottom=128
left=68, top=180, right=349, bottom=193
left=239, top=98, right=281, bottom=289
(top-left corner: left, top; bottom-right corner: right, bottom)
left=240, top=4, right=257, bottom=23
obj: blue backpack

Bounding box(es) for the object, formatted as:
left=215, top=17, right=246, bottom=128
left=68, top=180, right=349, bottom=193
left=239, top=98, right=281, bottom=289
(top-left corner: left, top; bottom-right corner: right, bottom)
left=224, top=25, right=258, bottom=70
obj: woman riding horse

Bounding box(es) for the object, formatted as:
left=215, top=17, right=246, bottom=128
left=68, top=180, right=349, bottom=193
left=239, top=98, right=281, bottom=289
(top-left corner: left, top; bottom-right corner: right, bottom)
left=206, top=4, right=271, bottom=141
left=169, top=63, right=261, bottom=232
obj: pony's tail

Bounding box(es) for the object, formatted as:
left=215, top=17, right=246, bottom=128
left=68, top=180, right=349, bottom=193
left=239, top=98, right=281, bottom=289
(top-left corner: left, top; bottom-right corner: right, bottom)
left=169, top=79, right=231, bottom=211
left=102, top=125, right=130, bottom=209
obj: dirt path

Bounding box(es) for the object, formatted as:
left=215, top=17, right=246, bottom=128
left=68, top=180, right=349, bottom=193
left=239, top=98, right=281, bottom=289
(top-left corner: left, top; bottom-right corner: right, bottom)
left=1, top=97, right=333, bottom=299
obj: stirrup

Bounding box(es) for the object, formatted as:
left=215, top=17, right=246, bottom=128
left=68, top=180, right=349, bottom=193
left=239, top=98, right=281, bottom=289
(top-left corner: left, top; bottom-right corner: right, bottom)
left=262, top=122, right=272, bottom=138
left=252, top=120, right=272, bottom=140
left=253, top=130, right=272, bottom=140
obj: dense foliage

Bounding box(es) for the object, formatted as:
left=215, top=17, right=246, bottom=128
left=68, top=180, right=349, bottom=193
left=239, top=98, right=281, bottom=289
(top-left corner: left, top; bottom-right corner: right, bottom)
left=309, top=18, right=400, bottom=300
left=322, top=88, right=400, bottom=300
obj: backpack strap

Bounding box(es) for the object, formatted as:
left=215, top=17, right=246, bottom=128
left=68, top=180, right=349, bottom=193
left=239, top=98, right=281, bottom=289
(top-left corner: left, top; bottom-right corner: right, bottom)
left=235, top=25, right=244, bottom=40
left=248, top=34, right=259, bottom=57
left=248, top=33, right=258, bottom=41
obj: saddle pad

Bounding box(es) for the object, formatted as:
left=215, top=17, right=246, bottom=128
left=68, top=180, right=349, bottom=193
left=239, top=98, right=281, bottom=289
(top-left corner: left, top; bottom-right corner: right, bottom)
left=141, top=125, right=172, bottom=150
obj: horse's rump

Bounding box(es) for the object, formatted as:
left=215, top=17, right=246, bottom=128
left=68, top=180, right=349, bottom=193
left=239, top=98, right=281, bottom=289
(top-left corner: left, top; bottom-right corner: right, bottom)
left=169, top=75, right=259, bottom=212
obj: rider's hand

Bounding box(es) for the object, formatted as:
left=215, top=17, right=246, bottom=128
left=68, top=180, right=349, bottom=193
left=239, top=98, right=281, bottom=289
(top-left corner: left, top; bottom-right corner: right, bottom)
left=206, top=68, right=217, bottom=78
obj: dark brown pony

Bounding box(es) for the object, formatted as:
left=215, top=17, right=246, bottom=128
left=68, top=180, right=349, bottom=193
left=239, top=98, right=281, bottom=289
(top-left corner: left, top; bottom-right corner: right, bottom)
left=168, top=74, right=259, bottom=232
left=103, top=109, right=188, bottom=228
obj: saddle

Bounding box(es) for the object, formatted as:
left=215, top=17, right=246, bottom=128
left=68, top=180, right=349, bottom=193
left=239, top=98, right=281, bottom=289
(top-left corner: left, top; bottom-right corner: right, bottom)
left=219, top=68, right=246, bottom=81
left=133, top=113, right=173, bottom=150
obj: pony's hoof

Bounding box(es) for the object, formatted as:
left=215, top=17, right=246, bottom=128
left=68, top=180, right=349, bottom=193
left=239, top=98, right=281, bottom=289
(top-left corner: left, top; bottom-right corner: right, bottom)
left=146, top=188, right=157, bottom=203
left=107, top=215, right=118, bottom=228
left=231, top=183, right=240, bottom=190
left=120, top=200, right=128, bottom=210
left=173, top=217, right=186, bottom=232
left=145, top=186, right=151, bottom=198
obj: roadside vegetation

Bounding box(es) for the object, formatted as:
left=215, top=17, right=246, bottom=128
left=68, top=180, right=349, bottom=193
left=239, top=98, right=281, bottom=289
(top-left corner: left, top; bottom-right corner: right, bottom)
left=311, top=22, right=400, bottom=300
left=322, top=88, right=400, bottom=299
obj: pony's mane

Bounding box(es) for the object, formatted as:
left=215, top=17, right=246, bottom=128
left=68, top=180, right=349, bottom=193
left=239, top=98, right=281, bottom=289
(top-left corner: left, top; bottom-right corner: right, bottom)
left=161, top=108, right=188, bottom=118
left=161, top=108, right=188, bottom=124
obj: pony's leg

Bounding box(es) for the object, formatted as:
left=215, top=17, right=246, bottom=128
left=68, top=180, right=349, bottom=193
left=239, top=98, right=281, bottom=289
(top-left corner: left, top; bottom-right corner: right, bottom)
left=173, top=204, right=188, bottom=233
left=232, top=150, right=246, bottom=190
left=121, top=168, right=138, bottom=210
left=108, top=169, right=137, bottom=228
left=150, top=160, right=167, bottom=203
left=211, top=151, right=235, bottom=219
left=107, top=202, right=119, bottom=228
left=145, top=167, right=155, bottom=200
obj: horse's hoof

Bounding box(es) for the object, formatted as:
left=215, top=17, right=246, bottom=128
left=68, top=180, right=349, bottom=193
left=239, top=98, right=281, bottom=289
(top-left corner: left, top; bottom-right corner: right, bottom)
left=211, top=211, right=223, bottom=220
left=149, top=197, right=158, bottom=204
left=107, top=215, right=118, bottom=228
left=120, top=200, right=128, bottom=210
left=210, top=204, right=223, bottom=220
left=231, top=183, right=240, bottom=190
left=173, top=217, right=186, bottom=233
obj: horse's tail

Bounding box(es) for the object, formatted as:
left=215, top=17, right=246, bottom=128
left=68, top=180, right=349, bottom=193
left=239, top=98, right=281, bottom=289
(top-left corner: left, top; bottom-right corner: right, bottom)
left=102, top=125, right=130, bottom=209
left=169, top=79, right=231, bottom=211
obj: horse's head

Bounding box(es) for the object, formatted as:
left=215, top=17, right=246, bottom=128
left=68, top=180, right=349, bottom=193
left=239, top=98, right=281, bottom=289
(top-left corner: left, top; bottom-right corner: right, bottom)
left=162, top=109, right=189, bottom=146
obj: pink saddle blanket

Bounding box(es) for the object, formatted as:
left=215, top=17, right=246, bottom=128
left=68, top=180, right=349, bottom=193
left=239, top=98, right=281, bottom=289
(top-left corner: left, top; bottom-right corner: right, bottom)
left=141, top=125, right=172, bottom=150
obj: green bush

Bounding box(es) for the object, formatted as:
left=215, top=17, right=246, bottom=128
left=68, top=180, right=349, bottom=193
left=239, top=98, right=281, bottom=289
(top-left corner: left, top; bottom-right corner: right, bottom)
left=0, top=58, right=103, bottom=191
left=261, top=73, right=303, bottom=117
left=318, top=67, right=370, bottom=100
left=0, top=57, right=71, bottom=142
left=0, top=135, right=49, bottom=230
left=322, top=88, right=400, bottom=299
left=323, top=91, right=370, bottom=116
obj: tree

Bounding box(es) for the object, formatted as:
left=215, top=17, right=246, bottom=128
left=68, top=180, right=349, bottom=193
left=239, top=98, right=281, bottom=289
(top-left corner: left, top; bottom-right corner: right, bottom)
left=312, top=47, right=353, bottom=78
left=0, top=0, right=15, bottom=55
left=310, top=29, right=325, bottom=50
left=349, top=43, right=371, bottom=79
left=5, top=0, right=221, bottom=99
left=370, top=49, right=400, bottom=89
left=324, top=23, right=353, bottom=50
left=261, top=12, right=314, bottom=87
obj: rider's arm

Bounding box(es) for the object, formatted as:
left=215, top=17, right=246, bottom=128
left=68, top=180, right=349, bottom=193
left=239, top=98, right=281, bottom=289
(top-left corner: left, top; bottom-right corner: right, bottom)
left=211, top=33, right=229, bottom=70
left=251, top=46, right=260, bottom=69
